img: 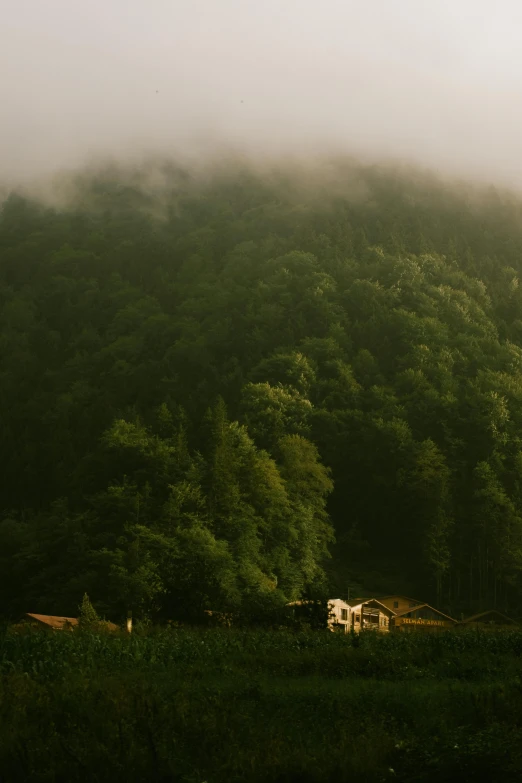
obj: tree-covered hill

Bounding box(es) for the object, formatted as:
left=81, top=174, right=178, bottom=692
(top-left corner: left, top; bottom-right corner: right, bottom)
left=3, top=158, right=522, bottom=621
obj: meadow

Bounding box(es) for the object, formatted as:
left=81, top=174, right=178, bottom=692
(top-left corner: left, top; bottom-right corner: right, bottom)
left=1, top=626, right=522, bottom=782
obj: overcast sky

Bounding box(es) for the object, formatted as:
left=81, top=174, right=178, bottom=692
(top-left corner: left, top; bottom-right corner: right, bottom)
left=2, top=0, right=522, bottom=185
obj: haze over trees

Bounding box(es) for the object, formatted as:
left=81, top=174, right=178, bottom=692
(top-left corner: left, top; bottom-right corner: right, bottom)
left=3, top=159, right=522, bottom=621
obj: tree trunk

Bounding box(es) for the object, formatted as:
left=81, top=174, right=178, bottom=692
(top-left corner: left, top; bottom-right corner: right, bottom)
left=469, top=554, right=473, bottom=608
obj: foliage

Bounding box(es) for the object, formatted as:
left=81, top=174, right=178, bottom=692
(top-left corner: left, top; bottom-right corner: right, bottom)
left=1, top=626, right=522, bottom=781
left=78, top=593, right=99, bottom=627
left=4, top=160, right=522, bottom=617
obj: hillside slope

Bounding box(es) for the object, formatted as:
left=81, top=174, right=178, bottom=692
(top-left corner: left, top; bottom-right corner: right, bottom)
left=3, top=160, right=522, bottom=620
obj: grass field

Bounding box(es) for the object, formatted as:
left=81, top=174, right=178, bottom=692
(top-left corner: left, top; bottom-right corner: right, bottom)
left=1, top=626, right=522, bottom=782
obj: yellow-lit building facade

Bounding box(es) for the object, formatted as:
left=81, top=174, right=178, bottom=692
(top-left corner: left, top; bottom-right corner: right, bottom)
left=343, top=599, right=395, bottom=633
left=391, top=603, right=457, bottom=632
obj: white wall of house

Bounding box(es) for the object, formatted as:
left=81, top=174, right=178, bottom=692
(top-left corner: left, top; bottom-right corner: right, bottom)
left=327, top=599, right=352, bottom=632
left=289, top=598, right=393, bottom=633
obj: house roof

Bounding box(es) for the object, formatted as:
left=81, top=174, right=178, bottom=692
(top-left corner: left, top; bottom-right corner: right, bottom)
left=26, top=613, right=79, bottom=629
left=25, top=613, right=119, bottom=631
left=377, top=595, right=423, bottom=605
left=288, top=599, right=348, bottom=607
left=392, top=604, right=457, bottom=623
left=462, top=610, right=519, bottom=625
left=346, top=598, right=396, bottom=616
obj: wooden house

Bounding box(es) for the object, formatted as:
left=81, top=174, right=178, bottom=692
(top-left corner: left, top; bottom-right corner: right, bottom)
left=459, top=610, right=519, bottom=630
left=377, top=595, right=423, bottom=614
left=391, top=603, right=457, bottom=632
left=288, top=598, right=394, bottom=633
left=345, top=599, right=395, bottom=633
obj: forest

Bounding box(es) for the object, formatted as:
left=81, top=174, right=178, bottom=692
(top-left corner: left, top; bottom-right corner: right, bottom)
left=3, top=157, right=522, bottom=623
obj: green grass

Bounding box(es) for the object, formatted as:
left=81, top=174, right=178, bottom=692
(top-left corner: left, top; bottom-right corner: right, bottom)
left=1, top=626, right=522, bottom=781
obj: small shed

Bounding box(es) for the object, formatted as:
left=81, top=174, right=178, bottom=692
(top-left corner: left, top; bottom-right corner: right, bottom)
left=25, top=613, right=79, bottom=631
left=459, top=610, right=519, bottom=630
left=391, top=603, right=456, bottom=632
left=23, top=613, right=119, bottom=632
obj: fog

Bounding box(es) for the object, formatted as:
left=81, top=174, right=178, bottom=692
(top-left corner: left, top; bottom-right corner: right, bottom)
left=2, top=0, right=522, bottom=188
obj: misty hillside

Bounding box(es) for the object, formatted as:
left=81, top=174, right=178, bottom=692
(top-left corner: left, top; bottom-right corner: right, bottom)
left=3, top=160, right=522, bottom=621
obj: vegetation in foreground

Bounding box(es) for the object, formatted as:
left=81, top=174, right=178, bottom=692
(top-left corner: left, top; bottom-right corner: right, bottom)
left=1, top=625, right=522, bottom=782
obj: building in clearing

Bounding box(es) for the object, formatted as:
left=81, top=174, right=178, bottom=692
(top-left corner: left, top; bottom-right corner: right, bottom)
left=391, top=603, right=457, bottom=632
left=459, top=610, right=519, bottom=630
left=288, top=598, right=394, bottom=633
left=377, top=595, right=423, bottom=614
left=22, top=613, right=119, bottom=632
left=24, top=613, right=79, bottom=631
left=344, top=599, right=395, bottom=633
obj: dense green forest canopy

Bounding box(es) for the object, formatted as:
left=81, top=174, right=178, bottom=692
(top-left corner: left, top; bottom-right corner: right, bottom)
left=3, top=157, right=522, bottom=621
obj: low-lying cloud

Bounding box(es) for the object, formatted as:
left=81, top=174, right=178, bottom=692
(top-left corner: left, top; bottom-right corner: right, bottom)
left=2, top=0, right=522, bottom=188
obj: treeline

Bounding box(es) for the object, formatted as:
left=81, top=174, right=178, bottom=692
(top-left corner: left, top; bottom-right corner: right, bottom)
left=3, top=159, right=522, bottom=620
